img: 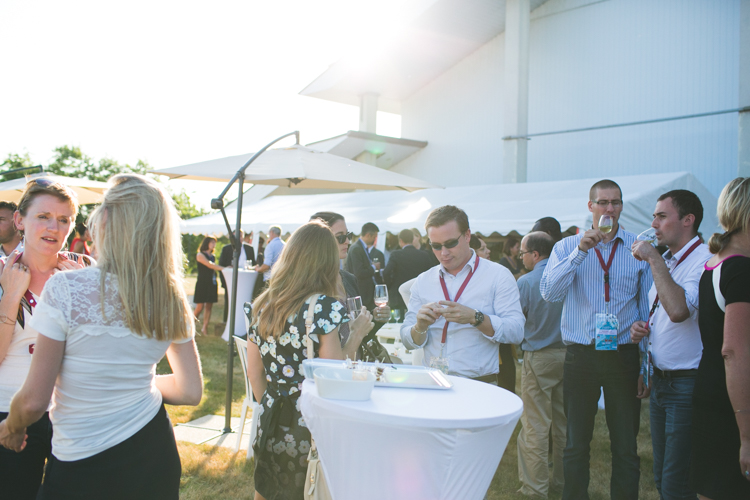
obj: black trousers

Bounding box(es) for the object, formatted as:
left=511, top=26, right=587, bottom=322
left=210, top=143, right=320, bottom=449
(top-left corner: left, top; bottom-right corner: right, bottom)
left=0, top=411, right=51, bottom=500
left=497, top=343, right=517, bottom=393
left=38, top=405, right=181, bottom=500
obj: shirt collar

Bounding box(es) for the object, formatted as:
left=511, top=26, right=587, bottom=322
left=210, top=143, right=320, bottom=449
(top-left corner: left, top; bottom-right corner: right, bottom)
left=533, top=258, right=549, bottom=271
left=439, top=249, right=478, bottom=277
left=663, top=235, right=701, bottom=261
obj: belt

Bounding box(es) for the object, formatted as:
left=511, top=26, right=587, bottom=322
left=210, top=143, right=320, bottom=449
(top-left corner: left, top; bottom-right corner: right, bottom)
left=653, top=367, right=697, bottom=379
left=470, top=373, right=499, bottom=384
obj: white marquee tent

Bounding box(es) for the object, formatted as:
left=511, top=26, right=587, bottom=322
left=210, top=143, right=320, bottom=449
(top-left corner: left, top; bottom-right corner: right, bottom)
left=181, top=172, right=720, bottom=238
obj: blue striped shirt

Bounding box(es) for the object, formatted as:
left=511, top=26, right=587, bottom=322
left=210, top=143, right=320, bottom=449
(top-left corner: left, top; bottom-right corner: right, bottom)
left=540, top=226, right=652, bottom=346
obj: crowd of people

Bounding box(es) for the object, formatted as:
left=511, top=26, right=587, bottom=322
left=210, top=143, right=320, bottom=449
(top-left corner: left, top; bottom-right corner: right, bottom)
left=0, top=174, right=748, bottom=500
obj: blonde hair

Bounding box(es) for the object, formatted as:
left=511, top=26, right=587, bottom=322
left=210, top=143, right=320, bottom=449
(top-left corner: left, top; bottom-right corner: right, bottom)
left=708, top=177, right=750, bottom=254
left=252, top=220, right=341, bottom=340
left=89, top=174, right=192, bottom=341
left=18, top=177, right=79, bottom=217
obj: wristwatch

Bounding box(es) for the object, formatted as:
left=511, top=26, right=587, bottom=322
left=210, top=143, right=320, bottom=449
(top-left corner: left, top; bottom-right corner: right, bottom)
left=471, top=310, right=484, bottom=327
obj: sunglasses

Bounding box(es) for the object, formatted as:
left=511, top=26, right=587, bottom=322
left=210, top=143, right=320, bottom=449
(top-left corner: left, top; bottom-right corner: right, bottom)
left=335, top=232, right=354, bottom=244
left=429, top=238, right=461, bottom=251
left=31, top=177, right=75, bottom=197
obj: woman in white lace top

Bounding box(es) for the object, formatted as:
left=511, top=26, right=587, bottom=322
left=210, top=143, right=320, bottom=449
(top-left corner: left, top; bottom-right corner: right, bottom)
left=0, top=174, right=203, bottom=500
left=0, top=178, right=91, bottom=500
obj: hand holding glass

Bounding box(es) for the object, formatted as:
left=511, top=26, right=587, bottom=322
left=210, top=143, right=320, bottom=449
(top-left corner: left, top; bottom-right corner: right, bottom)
left=346, top=296, right=363, bottom=320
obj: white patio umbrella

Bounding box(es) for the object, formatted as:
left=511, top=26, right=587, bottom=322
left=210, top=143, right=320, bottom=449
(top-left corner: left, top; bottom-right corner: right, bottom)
left=151, top=144, right=440, bottom=191
left=0, top=173, right=108, bottom=205
left=152, top=131, right=440, bottom=436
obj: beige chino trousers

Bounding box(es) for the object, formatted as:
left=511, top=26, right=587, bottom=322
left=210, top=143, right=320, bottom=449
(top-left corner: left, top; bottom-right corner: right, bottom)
left=517, top=347, right=566, bottom=498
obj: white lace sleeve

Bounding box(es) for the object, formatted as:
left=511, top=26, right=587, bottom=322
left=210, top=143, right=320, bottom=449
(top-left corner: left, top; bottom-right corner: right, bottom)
left=29, top=272, right=72, bottom=341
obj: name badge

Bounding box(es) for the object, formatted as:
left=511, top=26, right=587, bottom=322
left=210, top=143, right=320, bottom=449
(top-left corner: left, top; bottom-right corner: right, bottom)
left=595, top=313, right=618, bottom=351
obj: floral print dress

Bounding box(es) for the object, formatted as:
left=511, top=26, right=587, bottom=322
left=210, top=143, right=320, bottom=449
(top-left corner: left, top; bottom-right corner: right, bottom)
left=248, top=295, right=347, bottom=500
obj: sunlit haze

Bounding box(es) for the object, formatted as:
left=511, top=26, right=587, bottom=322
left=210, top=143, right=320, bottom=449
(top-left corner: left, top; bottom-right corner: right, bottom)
left=0, top=0, right=405, bottom=208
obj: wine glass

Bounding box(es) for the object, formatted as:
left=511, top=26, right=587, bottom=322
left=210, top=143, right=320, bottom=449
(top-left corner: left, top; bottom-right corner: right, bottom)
left=374, top=284, right=389, bottom=308
left=636, top=228, right=657, bottom=245
left=392, top=309, right=401, bottom=323
left=346, top=296, right=363, bottom=320
left=598, top=215, right=614, bottom=235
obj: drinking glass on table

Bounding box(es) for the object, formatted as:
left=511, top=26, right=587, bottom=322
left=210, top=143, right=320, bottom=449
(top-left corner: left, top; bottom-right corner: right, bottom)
left=374, top=284, right=389, bottom=308
left=346, top=296, right=363, bottom=320
left=392, top=309, right=401, bottom=323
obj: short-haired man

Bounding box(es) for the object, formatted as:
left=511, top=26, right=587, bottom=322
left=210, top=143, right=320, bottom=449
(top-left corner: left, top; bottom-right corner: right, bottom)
left=517, top=231, right=566, bottom=499
left=629, top=190, right=711, bottom=500
left=255, top=225, right=284, bottom=284
left=0, top=201, right=22, bottom=258
left=345, top=222, right=382, bottom=311
left=384, top=228, right=436, bottom=319
left=541, top=180, right=652, bottom=500
left=400, top=205, right=524, bottom=382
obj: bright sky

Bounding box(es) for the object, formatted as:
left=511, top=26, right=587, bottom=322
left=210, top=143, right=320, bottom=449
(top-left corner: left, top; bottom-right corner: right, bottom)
left=0, top=0, right=404, bottom=208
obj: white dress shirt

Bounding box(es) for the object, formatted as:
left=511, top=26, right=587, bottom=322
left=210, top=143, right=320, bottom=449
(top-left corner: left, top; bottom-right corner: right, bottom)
left=648, top=236, right=711, bottom=371
left=400, top=250, right=525, bottom=378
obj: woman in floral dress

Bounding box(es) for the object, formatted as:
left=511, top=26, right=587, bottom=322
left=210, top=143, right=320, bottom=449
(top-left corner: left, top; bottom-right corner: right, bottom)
left=246, top=220, right=373, bottom=500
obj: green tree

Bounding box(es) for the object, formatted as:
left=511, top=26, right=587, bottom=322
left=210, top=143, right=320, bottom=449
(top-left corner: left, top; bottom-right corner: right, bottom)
left=47, top=145, right=148, bottom=182
left=0, top=152, right=39, bottom=180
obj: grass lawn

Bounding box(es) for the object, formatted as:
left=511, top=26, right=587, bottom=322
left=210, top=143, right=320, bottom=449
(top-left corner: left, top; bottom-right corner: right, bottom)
left=166, top=280, right=660, bottom=499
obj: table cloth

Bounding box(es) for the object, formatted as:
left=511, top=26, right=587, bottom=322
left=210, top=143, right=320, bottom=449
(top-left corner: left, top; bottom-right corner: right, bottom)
left=221, top=268, right=258, bottom=341
left=300, top=375, right=523, bottom=500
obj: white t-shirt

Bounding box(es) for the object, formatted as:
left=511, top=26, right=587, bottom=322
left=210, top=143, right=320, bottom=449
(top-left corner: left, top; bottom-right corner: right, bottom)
left=28, top=267, right=194, bottom=461
left=0, top=290, right=39, bottom=412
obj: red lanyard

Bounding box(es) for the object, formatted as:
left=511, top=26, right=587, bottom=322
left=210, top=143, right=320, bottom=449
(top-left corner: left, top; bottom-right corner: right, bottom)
left=594, top=240, right=620, bottom=303
left=647, top=238, right=702, bottom=323
left=438, top=254, right=480, bottom=344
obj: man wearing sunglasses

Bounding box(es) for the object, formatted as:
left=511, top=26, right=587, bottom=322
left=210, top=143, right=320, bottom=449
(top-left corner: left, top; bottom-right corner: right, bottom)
left=540, top=179, right=652, bottom=500
left=399, top=205, right=525, bottom=383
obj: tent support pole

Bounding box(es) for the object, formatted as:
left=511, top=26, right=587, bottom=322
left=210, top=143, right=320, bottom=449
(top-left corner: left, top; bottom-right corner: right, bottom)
left=213, top=130, right=300, bottom=435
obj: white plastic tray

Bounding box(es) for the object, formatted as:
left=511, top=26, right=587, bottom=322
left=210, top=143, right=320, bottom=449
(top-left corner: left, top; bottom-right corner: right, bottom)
left=302, top=359, right=453, bottom=390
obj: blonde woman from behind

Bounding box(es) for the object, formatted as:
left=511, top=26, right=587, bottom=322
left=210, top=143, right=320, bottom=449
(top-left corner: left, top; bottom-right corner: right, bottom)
left=0, top=174, right=203, bottom=500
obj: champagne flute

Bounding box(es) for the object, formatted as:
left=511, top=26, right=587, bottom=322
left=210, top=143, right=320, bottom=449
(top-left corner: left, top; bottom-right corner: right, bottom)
left=346, top=296, right=363, bottom=320
left=374, top=284, right=389, bottom=308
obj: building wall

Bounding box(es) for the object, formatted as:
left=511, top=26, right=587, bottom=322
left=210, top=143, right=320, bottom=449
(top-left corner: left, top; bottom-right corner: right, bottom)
left=392, top=0, right=740, bottom=196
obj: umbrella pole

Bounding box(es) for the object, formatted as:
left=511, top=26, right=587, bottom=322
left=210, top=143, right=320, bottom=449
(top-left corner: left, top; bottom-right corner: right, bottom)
left=215, top=130, right=300, bottom=436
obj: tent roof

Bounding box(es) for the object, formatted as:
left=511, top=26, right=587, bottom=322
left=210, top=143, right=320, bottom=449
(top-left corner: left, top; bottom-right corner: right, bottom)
left=181, top=172, right=720, bottom=238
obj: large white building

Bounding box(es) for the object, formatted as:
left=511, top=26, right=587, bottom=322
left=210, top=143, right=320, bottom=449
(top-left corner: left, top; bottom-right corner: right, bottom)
left=301, top=0, right=749, bottom=198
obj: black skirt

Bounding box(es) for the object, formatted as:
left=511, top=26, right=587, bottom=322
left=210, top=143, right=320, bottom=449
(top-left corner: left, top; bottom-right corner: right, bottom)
left=37, top=405, right=181, bottom=500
